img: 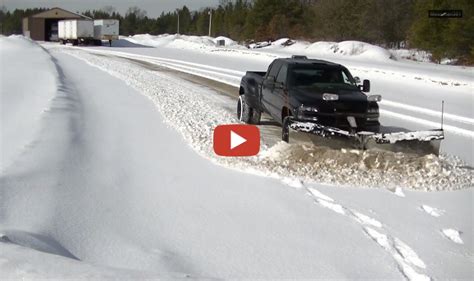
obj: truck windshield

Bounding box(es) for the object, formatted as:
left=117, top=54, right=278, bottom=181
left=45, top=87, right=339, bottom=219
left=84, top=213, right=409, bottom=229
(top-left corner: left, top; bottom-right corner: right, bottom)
left=289, top=65, right=357, bottom=88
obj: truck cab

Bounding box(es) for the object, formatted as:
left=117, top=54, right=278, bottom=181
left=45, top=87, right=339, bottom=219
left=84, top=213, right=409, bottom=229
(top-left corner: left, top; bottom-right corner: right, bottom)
left=239, top=56, right=380, bottom=133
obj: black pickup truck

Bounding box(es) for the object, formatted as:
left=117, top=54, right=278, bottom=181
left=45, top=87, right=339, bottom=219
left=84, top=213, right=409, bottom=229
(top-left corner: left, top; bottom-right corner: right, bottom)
left=238, top=56, right=381, bottom=142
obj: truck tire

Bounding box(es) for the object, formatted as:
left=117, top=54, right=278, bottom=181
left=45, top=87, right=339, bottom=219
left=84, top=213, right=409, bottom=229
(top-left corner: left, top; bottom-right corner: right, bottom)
left=237, top=95, right=252, bottom=123
left=237, top=95, right=261, bottom=124
left=250, top=109, right=261, bottom=124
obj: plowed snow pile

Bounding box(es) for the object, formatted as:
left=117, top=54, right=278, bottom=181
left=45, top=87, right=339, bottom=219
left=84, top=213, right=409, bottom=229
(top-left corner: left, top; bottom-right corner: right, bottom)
left=259, top=142, right=470, bottom=190
left=123, top=35, right=393, bottom=61
left=61, top=48, right=473, bottom=191
left=122, top=34, right=240, bottom=50
left=289, top=40, right=393, bottom=61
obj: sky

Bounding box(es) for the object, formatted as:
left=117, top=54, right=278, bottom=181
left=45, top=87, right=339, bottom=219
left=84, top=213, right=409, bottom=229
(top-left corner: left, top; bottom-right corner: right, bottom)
left=2, top=0, right=221, bottom=17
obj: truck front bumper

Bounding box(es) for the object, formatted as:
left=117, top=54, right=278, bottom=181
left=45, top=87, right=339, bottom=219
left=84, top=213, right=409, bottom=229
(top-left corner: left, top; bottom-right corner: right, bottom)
left=294, top=112, right=380, bottom=132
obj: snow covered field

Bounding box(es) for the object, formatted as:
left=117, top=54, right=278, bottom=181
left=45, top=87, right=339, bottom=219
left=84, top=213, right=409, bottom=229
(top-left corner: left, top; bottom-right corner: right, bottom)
left=1, top=36, right=473, bottom=279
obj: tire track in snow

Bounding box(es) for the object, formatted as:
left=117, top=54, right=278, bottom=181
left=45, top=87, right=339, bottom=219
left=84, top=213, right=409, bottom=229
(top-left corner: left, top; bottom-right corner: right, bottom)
left=420, top=205, right=444, bottom=217
left=302, top=185, right=430, bottom=281
left=441, top=229, right=464, bottom=244
left=418, top=203, right=466, bottom=246
left=418, top=205, right=465, bottom=245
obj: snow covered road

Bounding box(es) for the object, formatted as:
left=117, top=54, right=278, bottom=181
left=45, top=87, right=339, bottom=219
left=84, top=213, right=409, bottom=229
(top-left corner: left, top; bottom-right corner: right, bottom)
left=54, top=46, right=472, bottom=190
left=54, top=41, right=474, bottom=165
left=1, top=37, right=472, bottom=279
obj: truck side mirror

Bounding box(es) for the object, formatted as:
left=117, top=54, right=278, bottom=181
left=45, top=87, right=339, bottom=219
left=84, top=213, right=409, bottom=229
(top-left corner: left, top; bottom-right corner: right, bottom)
left=362, top=79, right=370, bottom=92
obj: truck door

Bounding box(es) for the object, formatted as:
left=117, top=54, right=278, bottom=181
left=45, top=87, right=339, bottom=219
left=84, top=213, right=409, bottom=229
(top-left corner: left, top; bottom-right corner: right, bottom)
left=274, top=64, right=289, bottom=122
left=261, top=61, right=282, bottom=120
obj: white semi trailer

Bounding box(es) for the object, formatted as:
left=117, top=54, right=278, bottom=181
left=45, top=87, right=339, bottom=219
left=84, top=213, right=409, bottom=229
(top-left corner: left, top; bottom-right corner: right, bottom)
left=58, top=20, right=94, bottom=45
left=58, top=19, right=120, bottom=46
left=94, top=19, right=119, bottom=46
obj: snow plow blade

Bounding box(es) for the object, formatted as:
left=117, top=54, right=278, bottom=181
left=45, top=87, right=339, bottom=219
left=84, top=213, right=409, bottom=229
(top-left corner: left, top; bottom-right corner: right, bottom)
left=286, top=119, right=444, bottom=156
left=365, top=130, right=444, bottom=155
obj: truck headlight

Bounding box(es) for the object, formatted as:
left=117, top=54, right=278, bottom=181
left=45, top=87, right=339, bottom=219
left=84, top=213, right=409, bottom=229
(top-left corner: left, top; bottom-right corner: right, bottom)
left=298, top=105, right=319, bottom=120
left=367, top=95, right=382, bottom=102
left=322, top=93, right=339, bottom=101
left=299, top=105, right=319, bottom=112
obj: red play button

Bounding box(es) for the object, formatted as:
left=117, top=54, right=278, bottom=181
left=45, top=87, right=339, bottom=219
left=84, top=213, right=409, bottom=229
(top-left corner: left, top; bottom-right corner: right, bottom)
left=213, top=124, right=260, bottom=157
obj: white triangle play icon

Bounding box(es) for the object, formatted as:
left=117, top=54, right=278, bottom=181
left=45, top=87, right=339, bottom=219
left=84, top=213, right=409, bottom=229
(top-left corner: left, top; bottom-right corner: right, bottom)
left=230, top=131, right=247, bottom=150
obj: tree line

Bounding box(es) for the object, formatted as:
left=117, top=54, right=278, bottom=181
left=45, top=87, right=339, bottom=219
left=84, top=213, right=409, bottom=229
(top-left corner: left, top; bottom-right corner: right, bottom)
left=0, top=0, right=472, bottom=64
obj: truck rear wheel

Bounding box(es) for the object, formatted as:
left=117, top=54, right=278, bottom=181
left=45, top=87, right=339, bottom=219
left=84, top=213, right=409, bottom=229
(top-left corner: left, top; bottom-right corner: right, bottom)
left=250, top=109, right=261, bottom=124
left=237, top=96, right=251, bottom=123
left=237, top=96, right=261, bottom=124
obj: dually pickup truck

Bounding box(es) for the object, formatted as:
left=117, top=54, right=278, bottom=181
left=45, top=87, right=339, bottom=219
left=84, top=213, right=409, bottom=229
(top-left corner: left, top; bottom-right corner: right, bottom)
left=237, top=56, right=444, bottom=154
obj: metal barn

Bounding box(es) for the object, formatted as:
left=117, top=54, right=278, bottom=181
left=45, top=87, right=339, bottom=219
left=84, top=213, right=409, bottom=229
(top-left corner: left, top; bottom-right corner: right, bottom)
left=22, top=7, right=90, bottom=41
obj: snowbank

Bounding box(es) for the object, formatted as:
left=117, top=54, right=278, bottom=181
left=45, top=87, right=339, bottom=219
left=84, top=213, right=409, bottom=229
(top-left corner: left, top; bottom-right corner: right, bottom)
left=312, top=41, right=393, bottom=60
left=123, top=33, right=176, bottom=47
left=390, top=48, right=432, bottom=63
left=122, top=34, right=240, bottom=51
left=213, top=36, right=238, bottom=46
left=272, top=38, right=293, bottom=45
left=269, top=40, right=393, bottom=61
left=237, top=38, right=393, bottom=61
left=390, top=49, right=459, bottom=64
left=0, top=35, right=58, bottom=171
left=120, top=33, right=471, bottom=66
left=119, top=34, right=397, bottom=63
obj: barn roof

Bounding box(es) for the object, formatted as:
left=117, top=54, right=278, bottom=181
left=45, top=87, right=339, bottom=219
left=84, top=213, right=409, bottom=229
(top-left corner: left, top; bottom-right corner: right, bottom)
left=29, top=7, right=91, bottom=20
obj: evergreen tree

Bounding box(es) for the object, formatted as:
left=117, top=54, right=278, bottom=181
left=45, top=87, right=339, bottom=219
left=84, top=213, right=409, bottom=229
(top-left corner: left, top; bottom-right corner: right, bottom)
left=409, top=0, right=473, bottom=63
left=0, top=1, right=471, bottom=64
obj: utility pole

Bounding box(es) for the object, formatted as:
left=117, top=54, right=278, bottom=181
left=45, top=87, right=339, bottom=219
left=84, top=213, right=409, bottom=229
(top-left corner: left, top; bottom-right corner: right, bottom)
left=208, top=10, right=212, bottom=37
left=177, top=9, right=180, bottom=34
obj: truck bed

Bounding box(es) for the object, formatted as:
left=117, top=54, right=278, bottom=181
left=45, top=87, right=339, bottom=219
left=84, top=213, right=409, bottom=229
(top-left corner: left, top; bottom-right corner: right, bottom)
left=246, top=71, right=266, bottom=78
left=244, top=71, right=266, bottom=84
